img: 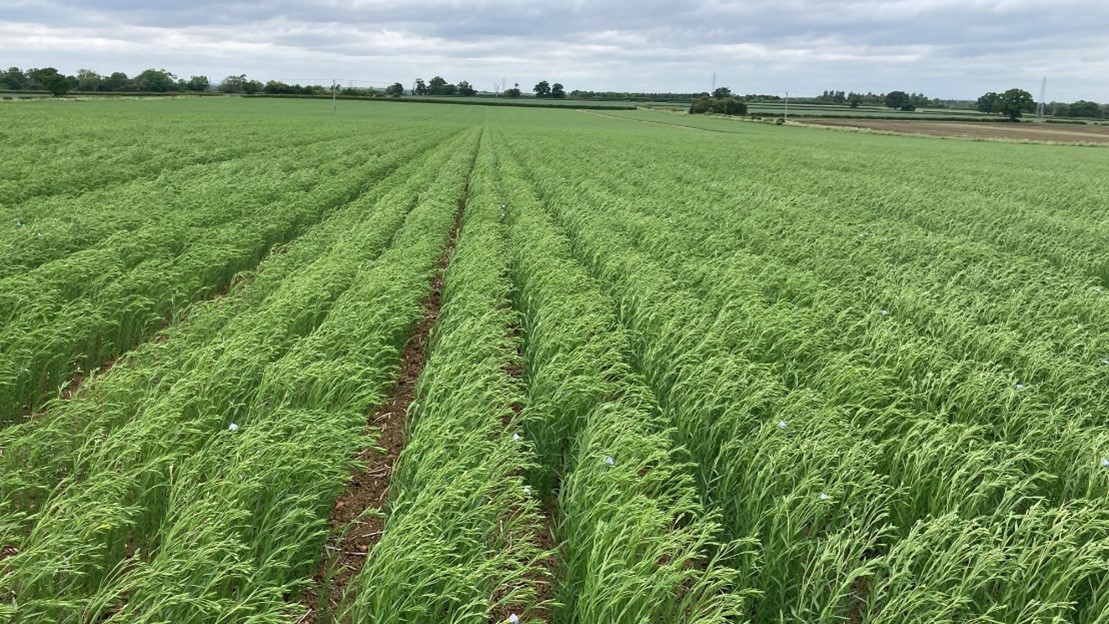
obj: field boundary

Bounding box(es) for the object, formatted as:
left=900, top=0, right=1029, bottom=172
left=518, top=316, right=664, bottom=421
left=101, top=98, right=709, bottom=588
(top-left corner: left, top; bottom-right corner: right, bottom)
left=793, top=118, right=1109, bottom=147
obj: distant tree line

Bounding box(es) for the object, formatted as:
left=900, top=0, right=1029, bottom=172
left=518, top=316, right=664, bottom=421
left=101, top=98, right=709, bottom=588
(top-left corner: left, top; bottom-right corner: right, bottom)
left=688, top=87, right=747, bottom=115
left=810, top=90, right=947, bottom=109
left=4, top=66, right=1104, bottom=119
left=972, top=88, right=1107, bottom=121
left=409, top=76, right=478, bottom=96
left=1044, top=100, right=1108, bottom=119
left=0, top=66, right=268, bottom=96
left=0, top=67, right=563, bottom=100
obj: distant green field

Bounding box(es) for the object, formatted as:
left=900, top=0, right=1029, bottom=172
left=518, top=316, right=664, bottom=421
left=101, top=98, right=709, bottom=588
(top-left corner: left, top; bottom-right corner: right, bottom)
left=0, top=91, right=50, bottom=100
left=3, top=97, right=1109, bottom=623
left=639, top=99, right=1004, bottom=120
left=745, top=101, right=997, bottom=119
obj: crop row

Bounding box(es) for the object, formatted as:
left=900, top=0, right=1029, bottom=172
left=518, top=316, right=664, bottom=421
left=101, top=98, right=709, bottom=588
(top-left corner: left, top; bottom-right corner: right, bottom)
left=493, top=131, right=747, bottom=622
left=342, top=134, right=548, bottom=621
left=0, top=125, right=466, bottom=424
left=0, top=128, right=480, bottom=622
left=496, top=120, right=1109, bottom=622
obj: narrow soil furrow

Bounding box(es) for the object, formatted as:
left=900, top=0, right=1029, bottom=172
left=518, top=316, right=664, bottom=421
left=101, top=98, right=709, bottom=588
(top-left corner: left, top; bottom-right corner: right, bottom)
left=494, top=325, right=555, bottom=624
left=299, top=152, right=473, bottom=624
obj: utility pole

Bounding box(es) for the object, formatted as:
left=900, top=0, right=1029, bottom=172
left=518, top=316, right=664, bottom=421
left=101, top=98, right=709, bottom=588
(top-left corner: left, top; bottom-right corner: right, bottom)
left=1037, top=76, right=1047, bottom=118
left=784, top=91, right=789, bottom=121
left=332, top=79, right=337, bottom=112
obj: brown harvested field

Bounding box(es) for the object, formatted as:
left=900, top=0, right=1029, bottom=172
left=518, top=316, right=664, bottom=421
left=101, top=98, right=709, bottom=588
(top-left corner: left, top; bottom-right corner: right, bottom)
left=799, top=118, right=1109, bottom=144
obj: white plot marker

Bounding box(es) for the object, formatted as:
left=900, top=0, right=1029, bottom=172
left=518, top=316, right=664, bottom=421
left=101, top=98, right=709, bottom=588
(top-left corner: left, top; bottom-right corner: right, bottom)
left=778, top=420, right=788, bottom=430
left=819, top=493, right=831, bottom=501
left=604, top=456, right=614, bottom=466
left=227, top=423, right=239, bottom=431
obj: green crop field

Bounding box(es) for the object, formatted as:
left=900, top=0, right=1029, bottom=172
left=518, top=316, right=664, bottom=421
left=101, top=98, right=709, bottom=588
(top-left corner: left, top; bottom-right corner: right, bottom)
left=2, top=97, right=1109, bottom=623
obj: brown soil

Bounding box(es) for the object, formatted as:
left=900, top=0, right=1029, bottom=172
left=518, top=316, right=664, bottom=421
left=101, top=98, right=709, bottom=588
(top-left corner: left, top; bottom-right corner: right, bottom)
left=491, top=331, right=556, bottom=624
left=799, top=118, right=1109, bottom=144
left=490, top=503, right=557, bottom=624
left=297, top=158, right=472, bottom=624
left=846, top=576, right=871, bottom=624
left=59, top=357, right=118, bottom=401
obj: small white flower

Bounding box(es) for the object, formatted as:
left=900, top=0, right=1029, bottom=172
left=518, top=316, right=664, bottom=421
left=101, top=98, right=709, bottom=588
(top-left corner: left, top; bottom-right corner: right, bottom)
left=228, top=423, right=239, bottom=431
left=1096, top=287, right=1104, bottom=294
left=604, top=456, right=614, bottom=466
left=819, top=493, right=831, bottom=501
left=1101, top=458, right=1109, bottom=468
left=523, top=486, right=531, bottom=496
left=512, top=432, right=521, bottom=442
left=1014, top=383, right=1025, bottom=391
left=880, top=309, right=889, bottom=317
left=778, top=420, right=787, bottom=430
left=1101, top=358, right=1109, bottom=365
left=508, top=614, right=520, bottom=624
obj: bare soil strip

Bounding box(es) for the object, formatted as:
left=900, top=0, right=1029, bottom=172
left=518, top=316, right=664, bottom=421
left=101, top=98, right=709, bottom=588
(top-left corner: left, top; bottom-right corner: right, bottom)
left=298, top=155, right=475, bottom=624
left=799, top=118, right=1109, bottom=144
left=492, top=332, right=556, bottom=623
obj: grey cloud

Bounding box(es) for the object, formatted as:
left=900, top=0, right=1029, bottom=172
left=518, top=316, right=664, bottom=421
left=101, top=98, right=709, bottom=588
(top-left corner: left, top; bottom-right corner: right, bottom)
left=1, top=0, right=1107, bottom=100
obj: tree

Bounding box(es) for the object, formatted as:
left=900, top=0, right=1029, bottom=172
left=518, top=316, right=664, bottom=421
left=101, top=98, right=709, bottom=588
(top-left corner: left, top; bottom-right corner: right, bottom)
left=427, top=75, right=449, bottom=95
left=385, top=82, right=404, bottom=96
left=689, top=95, right=746, bottom=116
left=184, top=75, right=210, bottom=92
left=76, top=69, right=101, bottom=92
left=0, top=67, right=27, bottom=90
left=505, top=83, right=521, bottom=98
left=219, top=74, right=246, bottom=93
left=41, top=72, right=71, bottom=97
left=243, top=79, right=262, bottom=94
left=533, top=80, right=551, bottom=97
left=457, top=80, right=476, bottom=96
left=413, top=78, right=428, bottom=95
left=885, top=90, right=910, bottom=109
left=994, top=88, right=1035, bottom=121
left=976, top=92, right=1000, bottom=114
left=551, top=82, right=565, bottom=98
left=1063, top=100, right=1101, bottom=118
left=712, top=86, right=732, bottom=99
left=103, top=71, right=129, bottom=92
left=134, top=68, right=178, bottom=92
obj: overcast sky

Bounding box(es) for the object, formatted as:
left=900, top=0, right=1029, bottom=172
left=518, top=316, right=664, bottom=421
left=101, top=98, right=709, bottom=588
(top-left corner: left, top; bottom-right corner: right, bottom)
left=2, top=0, right=1107, bottom=101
